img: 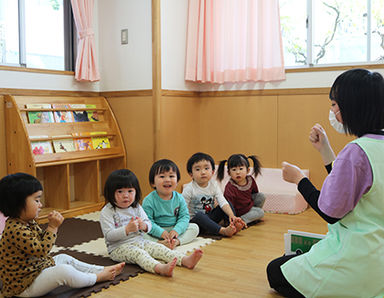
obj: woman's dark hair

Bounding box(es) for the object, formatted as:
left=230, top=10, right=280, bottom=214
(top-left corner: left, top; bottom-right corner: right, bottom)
left=217, top=154, right=261, bottom=181
left=330, top=68, right=384, bottom=137
left=104, top=169, right=142, bottom=208
left=149, top=159, right=181, bottom=186
left=0, top=173, right=43, bottom=218
left=186, top=152, right=215, bottom=174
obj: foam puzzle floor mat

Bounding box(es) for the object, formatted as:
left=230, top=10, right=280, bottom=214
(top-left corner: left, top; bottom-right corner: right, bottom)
left=42, top=249, right=145, bottom=298
left=3, top=212, right=217, bottom=297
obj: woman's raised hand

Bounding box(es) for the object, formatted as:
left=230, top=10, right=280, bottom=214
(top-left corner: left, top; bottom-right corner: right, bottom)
left=309, top=123, right=336, bottom=165
left=282, top=162, right=306, bottom=185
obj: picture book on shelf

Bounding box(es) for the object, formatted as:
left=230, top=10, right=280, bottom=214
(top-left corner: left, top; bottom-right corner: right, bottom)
left=71, top=104, right=89, bottom=122
left=92, top=136, right=110, bottom=149
left=284, top=230, right=325, bottom=255
left=26, top=103, right=54, bottom=124
left=29, top=135, right=49, bottom=140
left=26, top=103, right=51, bottom=109
left=72, top=131, right=106, bottom=137
left=74, top=138, right=93, bottom=151
left=31, top=141, right=53, bottom=155
left=52, top=104, right=74, bottom=123
left=53, top=138, right=76, bottom=153
left=71, top=132, right=91, bottom=137
left=86, top=104, right=100, bottom=122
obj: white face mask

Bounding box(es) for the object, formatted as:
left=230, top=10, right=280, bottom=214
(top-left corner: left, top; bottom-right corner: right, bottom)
left=329, top=110, right=345, bottom=134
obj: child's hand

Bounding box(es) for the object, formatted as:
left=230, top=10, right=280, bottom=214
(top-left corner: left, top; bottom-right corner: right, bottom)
left=125, top=217, right=139, bottom=235
left=235, top=217, right=247, bottom=229
left=168, top=230, right=179, bottom=240
left=229, top=215, right=237, bottom=224
left=161, top=230, right=171, bottom=240
left=47, top=210, right=64, bottom=233
left=213, top=198, right=219, bottom=208
left=230, top=216, right=247, bottom=233
left=136, top=217, right=148, bottom=232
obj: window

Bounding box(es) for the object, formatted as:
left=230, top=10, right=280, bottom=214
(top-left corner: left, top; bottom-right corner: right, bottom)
left=280, top=0, right=384, bottom=67
left=0, top=0, right=75, bottom=71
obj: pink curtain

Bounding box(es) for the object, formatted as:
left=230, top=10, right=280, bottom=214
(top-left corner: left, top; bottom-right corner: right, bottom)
left=185, top=0, right=285, bottom=83
left=71, top=0, right=100, bottom=82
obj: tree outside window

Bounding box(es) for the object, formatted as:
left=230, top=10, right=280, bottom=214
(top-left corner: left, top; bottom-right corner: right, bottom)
left=280, top=0, right=384, bottom=67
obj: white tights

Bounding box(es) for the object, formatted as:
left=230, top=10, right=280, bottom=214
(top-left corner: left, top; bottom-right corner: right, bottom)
left=18, top=254, right=104, bottom=297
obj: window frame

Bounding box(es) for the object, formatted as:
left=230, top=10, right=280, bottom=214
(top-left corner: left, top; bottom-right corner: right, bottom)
left=0, top=0, right=76, bottom=73
left=282, top=0, right=384, bottom=70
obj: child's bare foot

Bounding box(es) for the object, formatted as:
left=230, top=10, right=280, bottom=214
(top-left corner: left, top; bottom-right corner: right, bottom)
left=181, top=249, right=203, bottom=269
left=219, top=223, right=236, bottom=237
left=154, top=257, right=177, bottom=277
left=159, top=238, right=177, bottom=250
left=96, top=262, right=125, bottom=282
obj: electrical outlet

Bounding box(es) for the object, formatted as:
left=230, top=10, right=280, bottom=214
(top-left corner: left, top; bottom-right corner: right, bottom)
left=121, top=29, right=128, bottom=45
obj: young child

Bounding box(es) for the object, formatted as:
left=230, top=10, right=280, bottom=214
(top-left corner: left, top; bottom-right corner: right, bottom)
left=100, top=169, right=202, bottom=277
left=217, top=154, right=265, bottom=224
left=142, top=159, right=199, bottom=249
left=182, top=152, right=246, bottom=236
left=0, top=173, right=125, bottom=297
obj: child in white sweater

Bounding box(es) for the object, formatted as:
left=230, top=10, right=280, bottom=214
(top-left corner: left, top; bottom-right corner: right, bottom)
left=100, top=169, right=203, bottom=277
left=182, top=153, right=246, bottom=236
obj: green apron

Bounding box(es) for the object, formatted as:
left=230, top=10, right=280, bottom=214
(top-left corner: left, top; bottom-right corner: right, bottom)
left=282, top=137, right=384, bottom=298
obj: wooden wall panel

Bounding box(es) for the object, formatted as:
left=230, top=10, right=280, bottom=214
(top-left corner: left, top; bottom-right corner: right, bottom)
left=106, top=96, right=154, bottom=197
left=0, top=89, right=357, bottom=202
left=198, top=95, right=279, bottom=168
left=278, top=94, right=354, bottom=189
left=158, top=96, right=201, bottom=189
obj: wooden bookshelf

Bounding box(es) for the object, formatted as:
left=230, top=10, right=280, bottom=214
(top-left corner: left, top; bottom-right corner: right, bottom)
left=4, top=95, right=126, bottom=222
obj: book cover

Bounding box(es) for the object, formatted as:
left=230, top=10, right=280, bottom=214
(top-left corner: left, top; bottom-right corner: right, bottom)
left=90, top=131, right=107, bottom=135
left=71, top=132, right=92, bottom=137
left=70, top=104, right=86, bottom=108
left=26, top=103, right=52, bottom=109
left=284, top=230, right=325, bottom=255
left=53, top=139, right=76, bottom=153
left=92, top=136, right=111, bottom=149
left=29, top=135, right=49, bottom=140
left=52, top=104, right=74, bottom=123
left=85, top=104, right=100, bottom=122
left=27, top=111, right=54, bottom=123
left=26, top=103, right=54, bottom=123
left=71, top=104, right=89, bottom=122
left=74, top=138, right=93, bottom=151
left=52, top=104, right=71, bottom=109
left=72, top=110, right=89, bottom=122
left=31, top=141, right=53, bottom=155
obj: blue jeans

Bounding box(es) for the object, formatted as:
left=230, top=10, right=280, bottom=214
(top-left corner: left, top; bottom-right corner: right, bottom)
left=191, top=202, right=235, bottom=235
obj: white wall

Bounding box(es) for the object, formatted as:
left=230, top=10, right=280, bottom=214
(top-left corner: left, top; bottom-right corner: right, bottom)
left=161, top=0, right=199, bottom=91
left=0, top=70, right=100, bottom=91
left=98, top=0, right=152, bottom=91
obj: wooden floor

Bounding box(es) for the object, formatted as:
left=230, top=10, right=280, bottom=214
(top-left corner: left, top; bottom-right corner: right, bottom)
left=93, top=208, right=328, bottom=297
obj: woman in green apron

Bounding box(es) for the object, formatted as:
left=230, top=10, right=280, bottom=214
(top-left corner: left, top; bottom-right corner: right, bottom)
left=267, top=68, right=384, bottom=297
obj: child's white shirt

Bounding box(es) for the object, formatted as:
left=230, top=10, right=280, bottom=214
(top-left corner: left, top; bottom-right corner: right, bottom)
left=182, top=179, right=229, bottom=218
left=99, top=202, right=152, bottom=254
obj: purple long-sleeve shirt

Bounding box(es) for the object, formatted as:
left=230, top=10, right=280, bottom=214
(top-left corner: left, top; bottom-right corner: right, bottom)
left=318, top=134, right=384, bottom=218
